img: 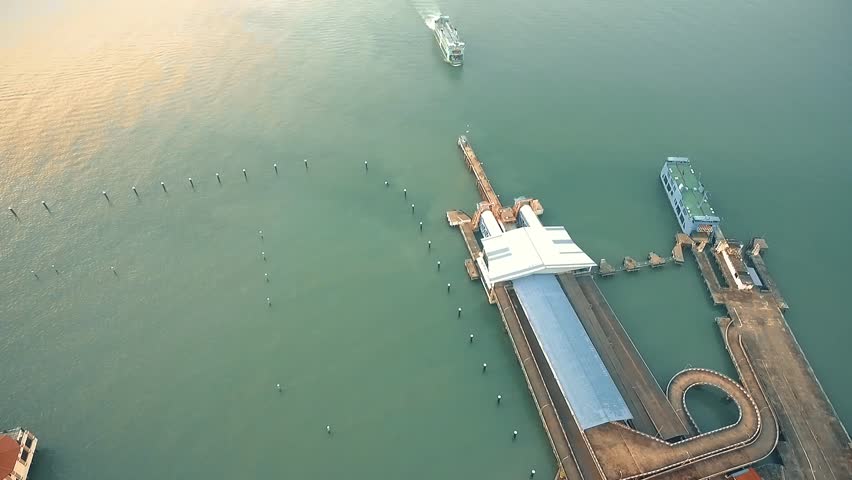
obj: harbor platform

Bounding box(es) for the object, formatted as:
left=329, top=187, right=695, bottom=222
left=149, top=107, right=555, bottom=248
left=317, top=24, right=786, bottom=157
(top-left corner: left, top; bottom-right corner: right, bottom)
left=445, top=136, right=806, bottom=479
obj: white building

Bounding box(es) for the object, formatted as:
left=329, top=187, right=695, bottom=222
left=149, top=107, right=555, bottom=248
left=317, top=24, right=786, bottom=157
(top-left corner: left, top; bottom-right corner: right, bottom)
left=477, top=206, right=597, bottom=287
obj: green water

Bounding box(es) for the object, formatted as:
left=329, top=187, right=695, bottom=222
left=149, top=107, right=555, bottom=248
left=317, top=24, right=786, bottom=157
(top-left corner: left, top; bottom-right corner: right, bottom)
left=1, top=0, right=850, bottom=478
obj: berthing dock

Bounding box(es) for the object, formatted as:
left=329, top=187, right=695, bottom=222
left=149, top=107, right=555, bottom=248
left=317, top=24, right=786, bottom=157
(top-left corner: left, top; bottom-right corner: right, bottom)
left=447, top=136, right=852, bottom=479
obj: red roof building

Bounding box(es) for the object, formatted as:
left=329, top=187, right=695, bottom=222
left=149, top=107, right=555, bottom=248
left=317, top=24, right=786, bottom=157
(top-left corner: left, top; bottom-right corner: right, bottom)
left=728, top=467, right=763, bottom=480
left=0, top=429, right=37, bottom=480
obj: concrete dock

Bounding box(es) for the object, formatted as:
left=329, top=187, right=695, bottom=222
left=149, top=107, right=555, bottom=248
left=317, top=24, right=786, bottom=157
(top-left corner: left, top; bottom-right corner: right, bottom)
left=683, top=239, right=852, bottom=479
left=698, top=246, right=852, bottom=479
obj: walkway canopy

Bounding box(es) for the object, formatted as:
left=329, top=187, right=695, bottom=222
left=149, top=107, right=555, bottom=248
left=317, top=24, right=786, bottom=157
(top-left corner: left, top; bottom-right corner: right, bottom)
left=513, top=274, right=632, bottom=430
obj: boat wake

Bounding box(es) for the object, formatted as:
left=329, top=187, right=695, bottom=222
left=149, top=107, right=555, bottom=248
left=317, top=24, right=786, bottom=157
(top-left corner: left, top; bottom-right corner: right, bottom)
left=423, top=13, right=440, bottom=31
left=410, top=0, right=441, bottom=30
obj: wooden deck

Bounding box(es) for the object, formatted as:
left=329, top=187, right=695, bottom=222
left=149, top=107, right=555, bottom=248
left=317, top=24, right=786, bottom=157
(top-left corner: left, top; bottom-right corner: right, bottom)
left=458, top=137, right=502, bottom=208
left=464, top=259, right=479, bottom=280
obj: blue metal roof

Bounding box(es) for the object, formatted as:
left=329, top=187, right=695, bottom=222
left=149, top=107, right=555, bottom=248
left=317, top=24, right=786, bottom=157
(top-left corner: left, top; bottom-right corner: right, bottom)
left=512, top=275, right=632, bottom=430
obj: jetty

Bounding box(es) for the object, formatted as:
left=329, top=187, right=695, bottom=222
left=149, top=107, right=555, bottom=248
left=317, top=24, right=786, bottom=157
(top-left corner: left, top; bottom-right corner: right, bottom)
left=446, top=136, right=852, bottom=479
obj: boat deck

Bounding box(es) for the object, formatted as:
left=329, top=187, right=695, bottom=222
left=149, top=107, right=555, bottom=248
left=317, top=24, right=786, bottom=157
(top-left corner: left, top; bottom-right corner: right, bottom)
left=434, top=17, right=462, bottom=46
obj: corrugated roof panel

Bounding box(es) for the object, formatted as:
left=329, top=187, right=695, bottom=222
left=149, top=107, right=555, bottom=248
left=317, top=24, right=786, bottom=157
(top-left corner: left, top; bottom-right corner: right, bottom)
left=481, top=227, right=596, bottom=283
left=512, top=275, right=632, bottom=430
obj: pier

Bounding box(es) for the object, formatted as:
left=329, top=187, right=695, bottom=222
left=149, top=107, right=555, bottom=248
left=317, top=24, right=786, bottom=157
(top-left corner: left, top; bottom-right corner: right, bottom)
left=447, top=136, right=851, bottom=479
left=681, top=236, right=852, bottom=479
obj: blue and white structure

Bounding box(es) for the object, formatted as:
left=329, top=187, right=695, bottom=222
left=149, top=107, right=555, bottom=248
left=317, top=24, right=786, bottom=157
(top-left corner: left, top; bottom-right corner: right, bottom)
left=475, top=204, right=632, bottom=431
left=478, top=210, right=503, bottom=238
left=432, top=16, right=464, bottom=66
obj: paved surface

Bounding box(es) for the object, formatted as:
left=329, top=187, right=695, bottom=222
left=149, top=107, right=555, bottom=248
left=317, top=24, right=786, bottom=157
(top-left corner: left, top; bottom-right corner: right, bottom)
left=692, top=246, right=852, bottom=479
left=582, top=315, right=777, bottom=480
left=642, top=316, right=780, bottom=479
left=726, top=295, right=852, bottom=479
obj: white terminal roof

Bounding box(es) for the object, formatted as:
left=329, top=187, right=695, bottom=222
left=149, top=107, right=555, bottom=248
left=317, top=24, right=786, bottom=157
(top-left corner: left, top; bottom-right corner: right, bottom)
left=481, top=226, right=596, bottom=283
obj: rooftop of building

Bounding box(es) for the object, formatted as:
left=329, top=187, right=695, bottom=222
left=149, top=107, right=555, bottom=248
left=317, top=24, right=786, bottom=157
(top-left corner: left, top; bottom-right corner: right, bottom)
left=0, top=434, right=21, bottom=479
left=513, top=275, right=633, bottom=430
left=0, top=428, right=36, bottom=480
left=481, top=226, right=597, bottom=283
left=665, top=157, right=719, bottom=221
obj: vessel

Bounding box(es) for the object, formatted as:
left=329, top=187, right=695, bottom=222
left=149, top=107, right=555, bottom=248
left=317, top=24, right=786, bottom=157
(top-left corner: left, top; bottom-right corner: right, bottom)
left=660, top=157, right=720, bottom=236
left=433, top=16, right=464, bottom=66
